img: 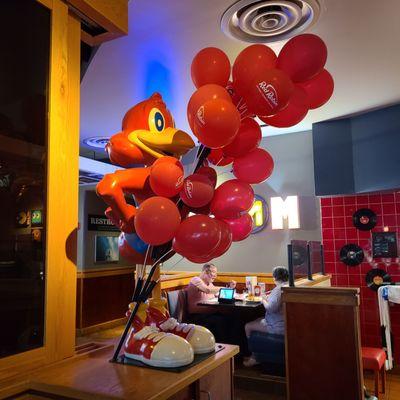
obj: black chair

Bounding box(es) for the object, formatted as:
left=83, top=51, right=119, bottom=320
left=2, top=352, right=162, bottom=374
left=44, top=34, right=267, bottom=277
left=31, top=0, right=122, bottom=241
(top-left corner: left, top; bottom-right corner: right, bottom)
left=166, top=289, right=189, bottom=322
left=248, top=331, right=286, bottom=376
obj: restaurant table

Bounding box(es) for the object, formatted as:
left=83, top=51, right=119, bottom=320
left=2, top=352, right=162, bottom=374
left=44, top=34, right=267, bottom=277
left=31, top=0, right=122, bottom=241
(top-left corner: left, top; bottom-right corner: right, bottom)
left=197, top=299, right=264, bottom=309
left=197, top=298, right=265, bottom=324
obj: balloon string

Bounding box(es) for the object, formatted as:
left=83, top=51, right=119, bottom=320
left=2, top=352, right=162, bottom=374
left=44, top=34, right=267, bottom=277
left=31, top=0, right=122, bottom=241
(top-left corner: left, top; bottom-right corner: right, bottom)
left=191, top=145, right=205, bottom=175
left=142, top=245, right=152, bottom=278
left=161, top=255, right=185, bottom=277
left=215, top=156, right=224, bottom=166
left=187, top=145, right=201, bottom=177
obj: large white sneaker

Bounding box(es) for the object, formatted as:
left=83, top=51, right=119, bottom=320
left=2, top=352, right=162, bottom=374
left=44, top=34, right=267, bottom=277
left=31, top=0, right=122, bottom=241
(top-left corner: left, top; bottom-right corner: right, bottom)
left=146, top=299, right=216, bottom=354
left=158, top=318, right=216, bottom=354
left=124, top=326, right=194, bottom=368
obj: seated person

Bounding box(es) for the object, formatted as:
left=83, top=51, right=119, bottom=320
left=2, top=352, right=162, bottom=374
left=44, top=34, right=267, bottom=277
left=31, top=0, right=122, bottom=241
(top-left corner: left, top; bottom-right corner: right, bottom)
left=187, top=263, right=239, bottom=344
left=243, top=266, right=289, bottom=367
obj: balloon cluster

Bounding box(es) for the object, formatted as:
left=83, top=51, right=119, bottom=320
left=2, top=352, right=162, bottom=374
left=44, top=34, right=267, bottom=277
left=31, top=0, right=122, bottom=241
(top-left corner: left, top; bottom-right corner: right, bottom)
left=106, top=34, right=334, bottom=265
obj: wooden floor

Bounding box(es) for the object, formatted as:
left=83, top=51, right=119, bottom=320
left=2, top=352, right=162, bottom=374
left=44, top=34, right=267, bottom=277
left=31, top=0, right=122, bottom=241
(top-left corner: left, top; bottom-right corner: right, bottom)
left=363, top=371, right=400, bottom=400
left=77, top=326, right=400, bottom=400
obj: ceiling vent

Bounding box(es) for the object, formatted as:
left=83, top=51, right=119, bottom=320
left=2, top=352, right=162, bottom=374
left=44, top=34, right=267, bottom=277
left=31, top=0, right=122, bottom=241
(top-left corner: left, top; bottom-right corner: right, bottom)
left=83, top=136, right=109, bottom=150
left=221, top=0, right=321, bottom=43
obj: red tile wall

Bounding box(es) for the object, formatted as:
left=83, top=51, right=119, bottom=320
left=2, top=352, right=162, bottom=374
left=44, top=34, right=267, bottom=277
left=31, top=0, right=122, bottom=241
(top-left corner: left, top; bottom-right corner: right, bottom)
left=321, top=191, right=400, bottom=356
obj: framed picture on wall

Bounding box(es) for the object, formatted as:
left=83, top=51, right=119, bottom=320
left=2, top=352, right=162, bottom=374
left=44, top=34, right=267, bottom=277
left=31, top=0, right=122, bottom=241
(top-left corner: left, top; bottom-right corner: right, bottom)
left=372, top=232, right=398, bottom=258
left=95, top=235, right=119, bottom=263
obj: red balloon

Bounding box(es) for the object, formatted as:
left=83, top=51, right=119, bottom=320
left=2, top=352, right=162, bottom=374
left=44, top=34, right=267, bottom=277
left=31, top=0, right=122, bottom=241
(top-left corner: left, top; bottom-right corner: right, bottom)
left=242, top=69, right=294, bottom=116
left=185, top=254, right=214, bottom=264
left=233, top=45, right=277, bottom=96
left=210, top=179, right=254, bottom=219
left=191, top=47, right=231, bottom=89
left=150, top=157, right=184, bottom=197
left=187, top=84, right=232, bottom=132
left=134, top=197, right=181, bottom=245
left=180, top=173, right=215, bottom=208
left=173, top=215, right=221, bottom=257
left=223, top=214, right=253, bottom=242
left=297, top=69, right=334, bottom=109
left=207, top=148, right=233, bottom=166
left=190, top=203, right=211, bottom=215
left=223, top=118, right=262, bottom=158
left=226, top=81, right=254, bottom=120
left=209, top=220, right=233, bottom=258
left=277, top=34, right=327, bottom=83
left=259, top=86, right=309, bottom=128
left=233, top=148, right=274, bottom=184
left=118, top=233, right=152, bottom=265
left=196, top=166, right=217, bottom=187
left=193, top=98, right=241, bottom=149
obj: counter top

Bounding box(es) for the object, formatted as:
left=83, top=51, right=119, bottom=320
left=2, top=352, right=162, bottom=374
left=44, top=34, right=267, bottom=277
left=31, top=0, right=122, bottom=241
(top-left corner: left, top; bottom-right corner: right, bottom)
left=29, top=341, right=239, bottom=400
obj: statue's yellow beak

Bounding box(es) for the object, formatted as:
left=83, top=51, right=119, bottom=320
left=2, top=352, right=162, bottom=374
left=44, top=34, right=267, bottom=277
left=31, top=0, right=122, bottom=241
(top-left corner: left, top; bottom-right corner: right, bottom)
left=129, top=128, right=195, bottom=159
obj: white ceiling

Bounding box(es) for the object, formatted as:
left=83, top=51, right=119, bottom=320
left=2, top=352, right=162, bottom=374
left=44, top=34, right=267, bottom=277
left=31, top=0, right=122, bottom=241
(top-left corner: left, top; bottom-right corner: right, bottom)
left=80, top=0, right=400, bottom=148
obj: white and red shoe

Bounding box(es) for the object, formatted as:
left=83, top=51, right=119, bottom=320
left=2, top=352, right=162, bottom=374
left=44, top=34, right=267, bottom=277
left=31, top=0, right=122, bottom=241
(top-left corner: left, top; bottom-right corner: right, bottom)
left=124, top=325, right=194, bottom=368
left=146, top=298, right=216, bottom=354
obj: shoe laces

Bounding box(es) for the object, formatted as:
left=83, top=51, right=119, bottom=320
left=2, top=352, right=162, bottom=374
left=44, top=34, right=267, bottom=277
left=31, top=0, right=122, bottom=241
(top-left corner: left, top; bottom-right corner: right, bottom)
left=134, top=326, right=166, bottom=343
left=159, top=317, right=194, bottom=334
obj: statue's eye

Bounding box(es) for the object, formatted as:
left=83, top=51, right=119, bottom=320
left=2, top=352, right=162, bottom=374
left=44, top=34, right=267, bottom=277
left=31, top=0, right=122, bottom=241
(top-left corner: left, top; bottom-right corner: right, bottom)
left=149, top=108, right=165, bottom=132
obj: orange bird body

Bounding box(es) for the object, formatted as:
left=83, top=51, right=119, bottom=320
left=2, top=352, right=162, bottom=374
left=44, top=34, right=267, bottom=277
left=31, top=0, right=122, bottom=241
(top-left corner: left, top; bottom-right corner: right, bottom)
left=96, top=93, right=194, bottom=233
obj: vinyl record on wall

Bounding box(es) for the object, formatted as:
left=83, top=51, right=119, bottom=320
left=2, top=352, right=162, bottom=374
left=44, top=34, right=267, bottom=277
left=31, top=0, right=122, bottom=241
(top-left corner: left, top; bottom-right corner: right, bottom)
left=340, top=244, right=364, bottom=266
left=365, top=268, right=392, bottom=291
left=353, top=208, right=377, bottom=231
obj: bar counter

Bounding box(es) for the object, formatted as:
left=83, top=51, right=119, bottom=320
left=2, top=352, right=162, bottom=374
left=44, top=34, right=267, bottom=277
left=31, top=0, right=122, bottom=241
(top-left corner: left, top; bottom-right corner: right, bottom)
left=24, top=341, right=239, bottom=400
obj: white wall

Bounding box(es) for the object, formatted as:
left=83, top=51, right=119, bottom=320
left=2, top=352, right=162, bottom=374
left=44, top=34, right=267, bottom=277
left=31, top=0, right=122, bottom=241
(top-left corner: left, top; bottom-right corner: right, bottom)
left=162, top=130, right=321, bottom=273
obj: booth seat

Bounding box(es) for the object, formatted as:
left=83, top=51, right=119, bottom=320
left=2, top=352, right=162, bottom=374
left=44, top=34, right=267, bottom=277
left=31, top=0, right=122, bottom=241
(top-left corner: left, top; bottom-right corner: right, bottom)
left=248, top=331, right=286, bottom=376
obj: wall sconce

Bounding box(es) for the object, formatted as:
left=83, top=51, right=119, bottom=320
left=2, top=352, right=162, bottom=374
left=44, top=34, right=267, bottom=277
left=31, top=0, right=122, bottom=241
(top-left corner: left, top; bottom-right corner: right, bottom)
left=271, top=196, right=300, bottom=230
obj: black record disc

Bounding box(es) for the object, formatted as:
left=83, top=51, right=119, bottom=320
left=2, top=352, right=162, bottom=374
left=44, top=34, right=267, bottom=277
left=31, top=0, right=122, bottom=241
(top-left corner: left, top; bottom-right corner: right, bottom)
left=365, top=269, right=392, bottom=291
left=340, top=244, right=364, bottom=266
left=353, top=208, right=377, bottom=231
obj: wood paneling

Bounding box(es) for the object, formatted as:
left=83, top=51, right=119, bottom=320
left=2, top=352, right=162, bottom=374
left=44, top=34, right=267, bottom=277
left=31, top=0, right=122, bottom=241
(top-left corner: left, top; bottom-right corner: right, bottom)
left=0, top=0, right=81, bottom=394
left=27, top=342, right=239, bottom=400
left=196, top=359, right=234, bottom=400
left=65, top=0, right=128, bottom=44
left=44, top=0, right=80, bottom=364
left=77, top=273, right=134, bottom=329
left=283, top=287, right=363, bottom=400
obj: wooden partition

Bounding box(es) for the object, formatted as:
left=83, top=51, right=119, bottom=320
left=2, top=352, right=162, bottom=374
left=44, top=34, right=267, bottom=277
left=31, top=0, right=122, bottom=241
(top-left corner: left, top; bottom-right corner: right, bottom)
left=283, top=287, right=363, bottom=400
left=0, top=0, right=128, bottom=397
left=76, top=269, right=331, bottom=335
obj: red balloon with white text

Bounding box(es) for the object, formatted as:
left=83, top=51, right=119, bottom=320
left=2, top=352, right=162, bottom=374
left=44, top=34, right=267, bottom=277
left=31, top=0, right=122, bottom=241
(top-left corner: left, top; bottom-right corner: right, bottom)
left=242, top=69, right=294, bottom=116
left=259, top=86, right=309, bottom=128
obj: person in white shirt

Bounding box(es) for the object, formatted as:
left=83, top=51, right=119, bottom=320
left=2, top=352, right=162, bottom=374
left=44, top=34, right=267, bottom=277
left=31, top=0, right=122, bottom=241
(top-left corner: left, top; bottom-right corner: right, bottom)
left=186, top=263, right=238, bottom=345
left=187, top=263, right=236, bottom=314
left=243, top=266, right=289, bottom=367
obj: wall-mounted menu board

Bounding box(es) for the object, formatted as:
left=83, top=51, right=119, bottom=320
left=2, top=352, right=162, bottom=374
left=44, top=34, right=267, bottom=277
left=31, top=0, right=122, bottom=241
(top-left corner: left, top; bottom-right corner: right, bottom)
left=372, top=232, right=398, bottom=258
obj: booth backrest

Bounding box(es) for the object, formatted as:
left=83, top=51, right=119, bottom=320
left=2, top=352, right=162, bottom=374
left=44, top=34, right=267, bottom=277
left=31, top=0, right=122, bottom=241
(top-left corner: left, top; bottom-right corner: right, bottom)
left=166, top=289, right=188, bottom=322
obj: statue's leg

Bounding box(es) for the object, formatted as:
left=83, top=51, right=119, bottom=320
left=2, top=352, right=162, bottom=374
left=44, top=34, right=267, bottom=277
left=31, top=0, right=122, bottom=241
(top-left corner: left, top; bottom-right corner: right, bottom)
left=96, top=168, right=150, bottom=231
